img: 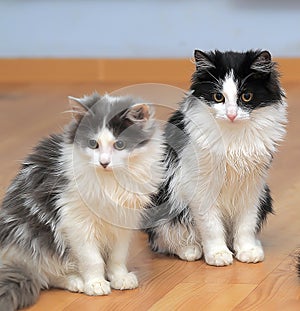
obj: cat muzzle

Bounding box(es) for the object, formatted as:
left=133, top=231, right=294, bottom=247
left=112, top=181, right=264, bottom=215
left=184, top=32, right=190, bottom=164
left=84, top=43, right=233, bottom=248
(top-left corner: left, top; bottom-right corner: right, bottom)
left=100, top=161, right=110, bottom=169
left=226, top=113, right=237, bottom=122
left=225, top=104, right=237, bottom=122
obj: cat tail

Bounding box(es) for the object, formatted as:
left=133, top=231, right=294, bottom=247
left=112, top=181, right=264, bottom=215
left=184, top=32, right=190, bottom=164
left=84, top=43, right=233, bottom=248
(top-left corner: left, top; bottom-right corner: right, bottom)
left=0, top=263, right=42, bottom=311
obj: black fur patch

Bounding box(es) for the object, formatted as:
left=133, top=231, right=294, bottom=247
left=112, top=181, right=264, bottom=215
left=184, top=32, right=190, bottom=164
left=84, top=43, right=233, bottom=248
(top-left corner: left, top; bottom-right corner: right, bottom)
left=256, top=184, right=274, bottom=232
left=164, top=110, right=189, bottom=164
left=149, top=109, right=189, bottom=211
left=144, top=109, right=190, bottom=235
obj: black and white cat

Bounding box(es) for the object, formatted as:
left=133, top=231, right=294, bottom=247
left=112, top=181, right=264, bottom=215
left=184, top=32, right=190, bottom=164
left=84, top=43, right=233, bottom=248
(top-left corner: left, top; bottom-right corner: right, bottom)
left=0, top=93, right=163, bottom=311
left=145, top=50, right=287, bottom=266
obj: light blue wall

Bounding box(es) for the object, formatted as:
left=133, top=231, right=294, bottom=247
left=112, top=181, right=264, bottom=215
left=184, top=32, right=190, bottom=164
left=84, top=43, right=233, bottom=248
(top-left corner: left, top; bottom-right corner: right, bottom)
left=1, top=0, right=300, bottom=58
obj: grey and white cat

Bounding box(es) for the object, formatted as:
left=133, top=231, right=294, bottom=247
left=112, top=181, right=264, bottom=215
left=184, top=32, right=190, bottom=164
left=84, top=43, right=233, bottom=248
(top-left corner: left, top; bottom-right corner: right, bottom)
left=145, top=50, right=287, bottom=266
left=0, top=93, right=163, bottom=311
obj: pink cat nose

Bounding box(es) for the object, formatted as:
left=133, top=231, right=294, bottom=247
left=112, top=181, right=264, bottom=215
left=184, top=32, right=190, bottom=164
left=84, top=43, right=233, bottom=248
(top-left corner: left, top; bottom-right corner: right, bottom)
left=100, top=162, right=110, bottom=169
left=227, top=113, right=237, bottom=122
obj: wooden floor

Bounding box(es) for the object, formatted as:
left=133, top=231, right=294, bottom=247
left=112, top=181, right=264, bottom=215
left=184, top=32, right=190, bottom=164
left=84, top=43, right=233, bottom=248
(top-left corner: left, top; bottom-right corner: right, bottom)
left=0, top=80, right=300, bottom=311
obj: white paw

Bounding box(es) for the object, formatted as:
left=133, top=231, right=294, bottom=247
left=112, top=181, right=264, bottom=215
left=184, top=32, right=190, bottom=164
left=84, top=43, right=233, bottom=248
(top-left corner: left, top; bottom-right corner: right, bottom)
left=84, top=279, right=111, bottom=296
left=204, top=248, right=233, bottom=266
left=109, top=272, right=138, bottom=290
left=65, top=275, right=84, bottom=293
left=235, top=246, right=264, bottom=263
left=177, top=245, right=202, bottom=262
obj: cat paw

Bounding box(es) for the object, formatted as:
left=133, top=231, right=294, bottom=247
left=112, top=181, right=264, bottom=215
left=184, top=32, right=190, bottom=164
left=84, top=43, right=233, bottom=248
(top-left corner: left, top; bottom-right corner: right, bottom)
left=204, top=249, right=233, bottom=266
left=177, top=245, right=202, bottom=262
left=65, top=275, right=84, bottom=293
left=235, top=246, right=264, bottom=263
left=84, top=279, right=111, bottom=296
left=109, top=272, right=138, bottom=290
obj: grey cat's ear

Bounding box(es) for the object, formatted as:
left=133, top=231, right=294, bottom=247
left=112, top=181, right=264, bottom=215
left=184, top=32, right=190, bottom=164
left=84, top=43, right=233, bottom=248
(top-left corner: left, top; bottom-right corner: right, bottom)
left=194, top=50, right=215, bottom=70
left=68, top=96, right=88, bottom=121
left=125, top=103, right=152, bottom=123
left=251, top=50, right=273, bottom=73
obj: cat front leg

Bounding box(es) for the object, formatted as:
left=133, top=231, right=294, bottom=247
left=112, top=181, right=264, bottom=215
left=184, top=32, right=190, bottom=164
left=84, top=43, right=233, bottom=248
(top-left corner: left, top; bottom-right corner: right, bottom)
left=233, top=204, right=264, bottom=263
left=194, top=206, right=233, bottom=266
left=50, top=274, right=84, bottom=293
left=72, top=240, right=111, bottom=296
left=106, top=228, right=138, bottom=290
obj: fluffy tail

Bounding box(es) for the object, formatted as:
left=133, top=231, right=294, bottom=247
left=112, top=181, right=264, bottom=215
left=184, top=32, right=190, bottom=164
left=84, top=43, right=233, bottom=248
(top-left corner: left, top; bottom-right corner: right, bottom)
left=0, top=264, right=42, bottom=311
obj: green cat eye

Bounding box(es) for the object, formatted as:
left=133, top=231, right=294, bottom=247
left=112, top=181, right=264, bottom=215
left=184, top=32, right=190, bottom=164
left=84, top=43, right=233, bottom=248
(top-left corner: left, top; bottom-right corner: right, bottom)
left=213, top=92, right=225, bottom=103
left=114, top=140, right=126, bottom=150
left=88, top=139, right=99, bottom=149
left=241, top=92, right=253, bottom=102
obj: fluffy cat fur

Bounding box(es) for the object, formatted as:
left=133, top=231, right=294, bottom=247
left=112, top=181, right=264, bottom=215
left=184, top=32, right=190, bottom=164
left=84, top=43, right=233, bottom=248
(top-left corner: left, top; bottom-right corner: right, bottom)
left=145, top=50, right=287, bottom=266
left=0, top=93, right=163, bottom=311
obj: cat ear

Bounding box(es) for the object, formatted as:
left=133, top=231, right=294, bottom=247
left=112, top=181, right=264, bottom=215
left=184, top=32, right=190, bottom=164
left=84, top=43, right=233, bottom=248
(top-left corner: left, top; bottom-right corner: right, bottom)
left=68, top=96, right=88, bottom=121
left=125, top=103, right=152, bottom=123
left=194, top=50, right=215, bottom=70
left=251, top=50, right=273, bottom=73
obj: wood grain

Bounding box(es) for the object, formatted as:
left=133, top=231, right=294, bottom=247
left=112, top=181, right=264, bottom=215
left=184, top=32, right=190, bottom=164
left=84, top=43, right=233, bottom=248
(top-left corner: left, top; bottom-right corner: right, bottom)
left=0, top=75, right=299, bottom=311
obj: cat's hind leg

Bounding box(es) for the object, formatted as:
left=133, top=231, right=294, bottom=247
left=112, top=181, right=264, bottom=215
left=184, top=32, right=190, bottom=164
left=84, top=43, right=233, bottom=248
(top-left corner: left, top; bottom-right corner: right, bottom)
left=146, top=219, right=202, bottom=262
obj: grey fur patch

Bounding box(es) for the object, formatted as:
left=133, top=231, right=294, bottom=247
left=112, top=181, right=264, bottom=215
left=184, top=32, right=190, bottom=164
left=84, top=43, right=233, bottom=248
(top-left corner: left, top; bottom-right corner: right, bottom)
left=0, top=264, right=41, bottom=311
left=0, top=134, right=69, bottom=309
left=0, top=134, right=69, bottom=259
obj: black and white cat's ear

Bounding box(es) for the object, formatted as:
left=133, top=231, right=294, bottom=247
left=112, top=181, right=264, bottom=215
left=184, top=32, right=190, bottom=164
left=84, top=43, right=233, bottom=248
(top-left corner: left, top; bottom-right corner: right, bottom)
left=194, top=50, right=215, bottom=70
left=251, top=50, right=273, bottom=73
left=125, top=103, right=152, bottom=123
left=68, top=96, right=89, bottom=121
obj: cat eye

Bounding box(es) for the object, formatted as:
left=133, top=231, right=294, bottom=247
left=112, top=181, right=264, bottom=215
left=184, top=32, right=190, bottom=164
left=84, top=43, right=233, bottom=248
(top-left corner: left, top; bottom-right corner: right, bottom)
left=241, top=92, right=253, bottom=102
left=114, top=140, right=126, bottom=150
left=88, top=139, right=99, bottom=149
left=213, top=93, right=225, bottom=103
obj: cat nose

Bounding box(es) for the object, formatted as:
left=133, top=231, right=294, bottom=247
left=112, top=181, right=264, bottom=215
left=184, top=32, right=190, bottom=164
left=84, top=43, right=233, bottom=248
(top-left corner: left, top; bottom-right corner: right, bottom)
left=100, top=161, right=110, bottom=169
left=227, top=113, right=237, bottom=122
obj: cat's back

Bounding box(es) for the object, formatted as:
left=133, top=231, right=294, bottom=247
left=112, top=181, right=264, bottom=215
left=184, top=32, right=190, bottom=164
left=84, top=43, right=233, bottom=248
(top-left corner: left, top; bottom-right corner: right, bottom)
left=24, top=134, right=64, bottom=169
left=0, top=134, right=68, bottom=242
left=2, top=133, right=67, bottom=203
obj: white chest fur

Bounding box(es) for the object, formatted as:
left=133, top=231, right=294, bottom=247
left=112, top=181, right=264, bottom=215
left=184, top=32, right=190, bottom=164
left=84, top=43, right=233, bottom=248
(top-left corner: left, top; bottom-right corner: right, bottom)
left=180, top=98, right=287, bottom=215
left=58, top=135, right=164, bottom=237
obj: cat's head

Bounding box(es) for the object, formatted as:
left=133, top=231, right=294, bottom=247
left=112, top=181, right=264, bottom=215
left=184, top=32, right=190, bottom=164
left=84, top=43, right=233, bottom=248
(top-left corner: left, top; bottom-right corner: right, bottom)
left=190, top=50, right=284, bottom=122
left=65, top=93, right=157, bottom=171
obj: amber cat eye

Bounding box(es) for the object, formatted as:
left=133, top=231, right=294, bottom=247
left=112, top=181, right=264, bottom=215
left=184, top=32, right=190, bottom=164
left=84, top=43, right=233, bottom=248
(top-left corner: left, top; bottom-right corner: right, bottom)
left=213, top=93, right=225, bottom=103
left=241, top=92, right=253, bottom=102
